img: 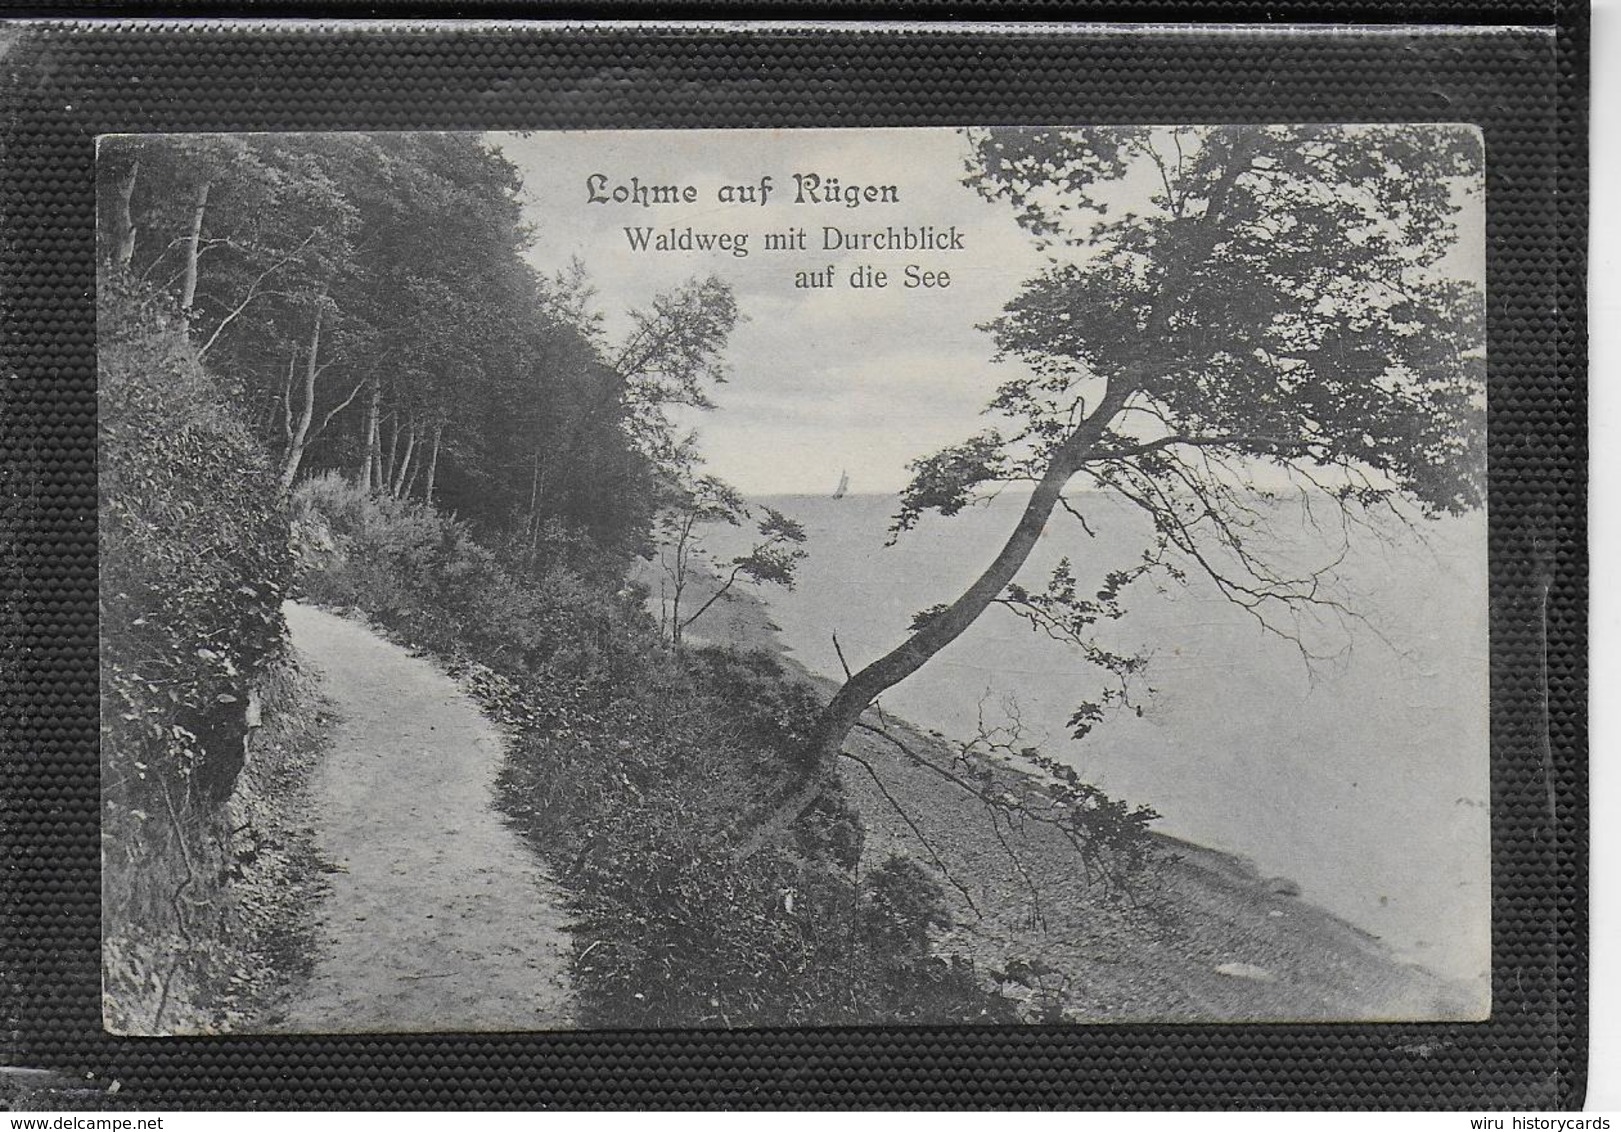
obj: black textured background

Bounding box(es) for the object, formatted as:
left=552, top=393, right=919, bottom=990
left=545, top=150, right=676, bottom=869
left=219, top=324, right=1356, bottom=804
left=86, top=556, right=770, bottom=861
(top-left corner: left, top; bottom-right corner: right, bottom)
left=0, top=14, right=1586, bottom=1110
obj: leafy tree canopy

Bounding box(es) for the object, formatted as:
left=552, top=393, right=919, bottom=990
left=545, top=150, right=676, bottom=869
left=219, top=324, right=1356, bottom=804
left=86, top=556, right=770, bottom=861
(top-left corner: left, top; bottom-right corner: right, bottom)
left=99, top=133, right=741, bottom=565
left=907, top=124, right=1484, bottom=532
left=800, top=123, right=1485, bottom=782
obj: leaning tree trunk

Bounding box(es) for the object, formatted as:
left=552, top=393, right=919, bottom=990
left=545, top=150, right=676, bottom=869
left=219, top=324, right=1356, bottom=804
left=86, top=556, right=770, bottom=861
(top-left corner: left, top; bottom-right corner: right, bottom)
left=739, top=382, right=1132, bottom=855
left=402, top=449, right=423, bottom=500
left=736, top=146, right=1245, bottom=857
left=390, top=420, right=418, bottom=498
left=179, top=180, right=211, bottom=312
left=279, top=302, right=325, bottom=491
left=807, top=459, right=1074, bottom=759
left=798, top=171, right=1237, bottom=769
left=745, top=150, right=1250, bottom=851
left=810, top=381, right=1130, bottom=762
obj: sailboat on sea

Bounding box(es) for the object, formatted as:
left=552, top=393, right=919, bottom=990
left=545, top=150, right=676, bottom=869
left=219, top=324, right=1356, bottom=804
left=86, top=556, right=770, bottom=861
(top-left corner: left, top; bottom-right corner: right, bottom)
left=832, top=469, right=849, bottom=500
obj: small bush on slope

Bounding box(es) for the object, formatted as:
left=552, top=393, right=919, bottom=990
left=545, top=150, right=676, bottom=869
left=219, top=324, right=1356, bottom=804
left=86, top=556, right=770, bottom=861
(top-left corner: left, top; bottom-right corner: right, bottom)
left=294, top=473, right=646, bottom=691
left=295, top=478, right=1018, bottom=1026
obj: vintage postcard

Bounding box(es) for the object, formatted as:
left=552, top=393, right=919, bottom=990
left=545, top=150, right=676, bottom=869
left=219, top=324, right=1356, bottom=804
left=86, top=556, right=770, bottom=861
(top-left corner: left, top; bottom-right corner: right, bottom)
left=98, top=125, right=1488, bottom=1034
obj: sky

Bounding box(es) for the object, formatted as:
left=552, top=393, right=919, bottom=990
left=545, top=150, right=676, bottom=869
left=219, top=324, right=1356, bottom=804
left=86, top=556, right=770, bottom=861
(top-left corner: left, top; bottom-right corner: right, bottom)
left=494, top=127, right=1486, bottom=497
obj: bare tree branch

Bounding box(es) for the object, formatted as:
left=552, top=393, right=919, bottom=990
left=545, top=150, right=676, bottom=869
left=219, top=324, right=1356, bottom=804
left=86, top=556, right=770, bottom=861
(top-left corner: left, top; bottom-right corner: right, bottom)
left=314, top=377, right=369, bottom=441
left=835, top=748, right=982, bottom=919
left=197, top=229, right=321, bottom=358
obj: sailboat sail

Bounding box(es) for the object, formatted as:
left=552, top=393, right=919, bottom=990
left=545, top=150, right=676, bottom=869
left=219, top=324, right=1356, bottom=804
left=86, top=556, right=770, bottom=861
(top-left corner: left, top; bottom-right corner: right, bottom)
left=832, top=470, right=849, bottom=500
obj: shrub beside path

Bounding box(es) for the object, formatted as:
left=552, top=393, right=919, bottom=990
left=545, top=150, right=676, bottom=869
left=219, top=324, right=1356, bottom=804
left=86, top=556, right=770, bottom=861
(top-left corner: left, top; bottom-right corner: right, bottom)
left=271, top=601, right=574, bottom=1032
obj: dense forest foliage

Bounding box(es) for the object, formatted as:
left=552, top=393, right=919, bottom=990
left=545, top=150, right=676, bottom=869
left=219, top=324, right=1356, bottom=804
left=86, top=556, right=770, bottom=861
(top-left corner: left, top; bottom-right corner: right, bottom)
left=100, top=133, right=1018, bottom=1029
left=98, top=132, right=737, bottom=565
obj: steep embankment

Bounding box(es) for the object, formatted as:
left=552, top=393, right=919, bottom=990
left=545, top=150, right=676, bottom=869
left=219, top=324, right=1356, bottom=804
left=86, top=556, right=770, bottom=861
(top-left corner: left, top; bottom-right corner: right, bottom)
left=681, top=570, right=1477, bottom=1022
left=270, top=601, right=573, bottom=1033
left=839, top=716, right=1475, bottom=1022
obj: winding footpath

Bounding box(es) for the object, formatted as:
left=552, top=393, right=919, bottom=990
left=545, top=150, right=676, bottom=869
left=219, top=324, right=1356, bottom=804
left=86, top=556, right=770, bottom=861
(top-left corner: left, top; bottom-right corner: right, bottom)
left=273, top=601, right=574, bottom=1033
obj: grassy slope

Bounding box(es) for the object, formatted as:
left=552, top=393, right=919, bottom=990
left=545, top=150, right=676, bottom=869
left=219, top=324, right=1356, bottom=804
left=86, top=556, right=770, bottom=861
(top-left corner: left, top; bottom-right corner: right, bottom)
left=677, top=570, right=1476, bottom=1023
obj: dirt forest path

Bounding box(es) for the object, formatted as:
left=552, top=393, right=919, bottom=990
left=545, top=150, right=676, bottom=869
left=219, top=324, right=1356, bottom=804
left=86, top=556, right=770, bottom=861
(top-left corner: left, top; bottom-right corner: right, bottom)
left=272, top=601, right=574, bottom=1033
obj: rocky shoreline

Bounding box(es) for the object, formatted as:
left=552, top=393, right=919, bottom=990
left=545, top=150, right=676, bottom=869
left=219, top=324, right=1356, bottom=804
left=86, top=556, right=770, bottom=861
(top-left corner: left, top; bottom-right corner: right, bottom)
left=669, top=563, right=1482, bottom=1022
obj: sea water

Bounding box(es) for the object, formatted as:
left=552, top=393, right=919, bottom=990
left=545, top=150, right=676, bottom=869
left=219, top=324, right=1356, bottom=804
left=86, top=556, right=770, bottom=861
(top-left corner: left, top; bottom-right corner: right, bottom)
left=705, top=492, right=1490, bottom=987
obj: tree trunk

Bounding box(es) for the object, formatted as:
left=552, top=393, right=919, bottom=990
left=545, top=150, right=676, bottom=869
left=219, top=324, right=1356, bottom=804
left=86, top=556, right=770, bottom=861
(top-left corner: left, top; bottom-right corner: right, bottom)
left=808, top=464, right=1071, bottom=754
left=279, top=303, right=325, bottom=491
left=382, top=415, right=400, bottom=491
left=402, top=447, right=423, bottom=500
left=179, top=179, right=211, bottom=312
left=669, top=571, right=684, bottom=650
left=391, top=420, right=418, bottom=498
left=730, top=382, right=1137, bottom=857
left=741, top=146, right=1252, bottom=853
left=280, top=353, right=297, bottom=442
left=421, top=423, right=442, bottom=502
left=668, top=513, right=697, bottom=650
left=359, top=378, right=379, bottom=493
left=111, top=158, right=139, bottom=270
